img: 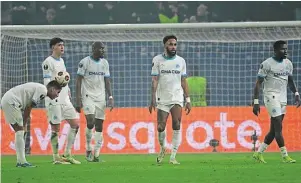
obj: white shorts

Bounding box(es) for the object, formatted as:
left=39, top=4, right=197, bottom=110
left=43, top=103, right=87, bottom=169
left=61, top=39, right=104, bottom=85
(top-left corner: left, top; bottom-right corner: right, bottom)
left=1, top=95, right=23, bottom=126
left=157, top=102, right=183, bottom=113
left=46, top=102, right=79, bottom=125
left=82, top=97, right=106, bottom=120
left=264, top=95, right=286, bottom=118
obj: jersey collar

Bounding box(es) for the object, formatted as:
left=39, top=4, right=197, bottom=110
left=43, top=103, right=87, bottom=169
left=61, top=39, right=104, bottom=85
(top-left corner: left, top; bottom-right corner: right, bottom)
left=162, top=53, right=176, bottom=60
left=272, top=56, right=283, bottom=63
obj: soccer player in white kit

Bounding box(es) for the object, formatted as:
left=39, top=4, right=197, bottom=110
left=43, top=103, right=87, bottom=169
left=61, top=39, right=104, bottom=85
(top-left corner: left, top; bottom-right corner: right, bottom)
left=1, top=81, right=62, bottom=167
left=75, top=42, right=113, bottom=162
left=149, top=35, right=191, bottom=165
left=252, top=40, right=300, bottom=163
left=42, top=37, right=81, bottom=164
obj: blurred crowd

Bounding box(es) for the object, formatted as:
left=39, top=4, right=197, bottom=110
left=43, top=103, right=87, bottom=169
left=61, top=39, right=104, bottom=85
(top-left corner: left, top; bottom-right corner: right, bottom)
left=1, top=1, right=301, bottom=25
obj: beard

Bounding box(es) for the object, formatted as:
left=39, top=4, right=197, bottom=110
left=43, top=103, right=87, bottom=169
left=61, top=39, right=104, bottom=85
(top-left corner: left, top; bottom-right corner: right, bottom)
left=166, top=49, right=176, bottom=57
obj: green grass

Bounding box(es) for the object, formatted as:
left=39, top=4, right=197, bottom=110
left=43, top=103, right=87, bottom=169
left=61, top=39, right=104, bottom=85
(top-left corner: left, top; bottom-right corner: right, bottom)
left=1, top=153, right=301, bottom=183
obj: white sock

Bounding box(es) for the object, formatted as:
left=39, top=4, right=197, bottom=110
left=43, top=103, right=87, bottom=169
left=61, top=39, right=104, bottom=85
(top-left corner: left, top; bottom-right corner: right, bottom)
left=15, top=131, right=26, bottom=164
left=280, top=146, right=288, bottom=157
left=170, top=130, right=181, bottom=160
left=64, top=128, right=78, bottom=156
left=85, top=128, right=93, bottom=151
left=257, top=142, right=268, bottom=153
left=94, top=132, right=103, bottom=157
left=158, top=130, right=166, bottom=150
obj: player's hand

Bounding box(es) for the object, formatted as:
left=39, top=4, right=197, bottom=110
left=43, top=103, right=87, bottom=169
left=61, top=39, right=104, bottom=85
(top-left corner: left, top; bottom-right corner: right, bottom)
left=185, top=102, right=191, bottom=115
left=295, top=94, right=300, bottom=108
left=108, top=98, right=114, bottom=111
left=252, top=104, right=260, bottom=116
left=75, top=101, right=82, bottom=113
left=148, top=99, right=156, bottom=114
left=75, top=106, right=81, bottom=113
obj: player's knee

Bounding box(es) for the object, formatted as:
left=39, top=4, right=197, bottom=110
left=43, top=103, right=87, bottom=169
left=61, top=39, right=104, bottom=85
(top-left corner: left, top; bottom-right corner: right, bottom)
left=172, top=120, right=180, bottom=130
left=94, top=119, right=103, bottom=132
left=69, top=119, right=79, bottom=129
left=274, top=131, right=283, bottom=139
left=86, top=123, right=94, bottom=129
left=157, top=123, right=166, bottom=132
left=51, top=124, right=60, bottom=133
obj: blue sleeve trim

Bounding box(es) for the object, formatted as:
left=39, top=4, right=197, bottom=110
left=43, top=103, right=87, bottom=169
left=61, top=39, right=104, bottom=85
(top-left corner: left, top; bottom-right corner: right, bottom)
left=257, top=74, right=266, bottom=78
left=77, top=72, right=84, bottom=76
left=43, top=75, right=51, bottom=78
left=104, top=75, right=110, bottom=78
left=151, top=73, right=158, bottom=76
left=181, top=74, right=187, bottom=76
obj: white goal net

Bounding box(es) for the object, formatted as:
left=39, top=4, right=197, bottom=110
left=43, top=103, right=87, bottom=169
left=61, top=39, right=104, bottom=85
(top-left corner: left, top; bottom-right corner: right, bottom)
left=1, top=21, right=301, bottom=154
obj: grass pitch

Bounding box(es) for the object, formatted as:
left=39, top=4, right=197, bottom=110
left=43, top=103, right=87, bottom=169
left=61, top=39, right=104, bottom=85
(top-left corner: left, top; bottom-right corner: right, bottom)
left=1, top=153, right=301, bottom=183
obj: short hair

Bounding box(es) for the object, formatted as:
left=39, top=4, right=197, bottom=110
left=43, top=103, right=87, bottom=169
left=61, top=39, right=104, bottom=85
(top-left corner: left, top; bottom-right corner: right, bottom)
left=273, top=40, right=287, bottom=50
left=49, top=37, right=64, bottom=48
left=47, top=80, right=62, bottom=90
left=163, top=35, right=177, bottom=44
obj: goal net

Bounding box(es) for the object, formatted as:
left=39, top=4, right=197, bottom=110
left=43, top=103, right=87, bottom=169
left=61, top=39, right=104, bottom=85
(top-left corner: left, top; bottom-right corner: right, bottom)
left=1, top=21, right=301, bottom=155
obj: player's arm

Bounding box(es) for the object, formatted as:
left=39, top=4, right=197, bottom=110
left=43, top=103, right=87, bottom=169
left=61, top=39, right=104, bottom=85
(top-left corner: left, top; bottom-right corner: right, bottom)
left=76, top=75, right=83, bottom=112
left=253, top=77, right=264, bottom=101
left=149, top=58, right=159, bottom=113
left=287, top=62, right=300, bottom=107
left=104, top=61, right=113, bottom=97
left=288, top=76, right=298, bottom=94
left=42, top=60, right=52, bottom=86
left=181, top=59, right=191, bottom=114
left=104, top=61, right=114, bottom=110
left=252, top=62, right=268, bottom=115
left=23, top=105, right=33, bottom=123
left=288, top=62, right=298, bottom=94
left=23, top=94, right=42, bottom=125
left=105, top=78, right=112, bottom=97
left=151, top=76, right=159, bottom=102
left=75, top=60, right=86, bottom=112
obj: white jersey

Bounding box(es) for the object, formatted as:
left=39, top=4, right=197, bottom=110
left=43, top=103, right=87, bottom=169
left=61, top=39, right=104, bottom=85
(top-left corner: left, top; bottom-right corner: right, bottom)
left=42, top=56, right=70, bottom=105
left=77, top=56, right=110, bottom=102
left=2, top=82, right=47, bottom=110
left=258, top=57, right=293, bottom=103
left=151, top=54, right=187, bottom=105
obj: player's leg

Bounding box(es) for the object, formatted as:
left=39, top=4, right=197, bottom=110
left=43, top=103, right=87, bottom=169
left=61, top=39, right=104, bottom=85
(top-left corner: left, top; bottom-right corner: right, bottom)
left=258, top=117, right=275, bottom=152
left=156, top=104, right=169, bottom=164
left=93, top=102, right=106, bottom=162
left=169, top=104, right=182, bottom=165
left=1, top=99, right=35, bottom=167
left=46, top=104, right=69, bottom=164
left=253, top=117, right=274, bottom=163
left=84, top=114, right=95, bottom=161
left=276, top=105, right=295, bottom=163
left=253, top=95, right=279, bottom=163
left=82, top=98, right=96, bottom=160
left=62, top=103, right=81, bottom=164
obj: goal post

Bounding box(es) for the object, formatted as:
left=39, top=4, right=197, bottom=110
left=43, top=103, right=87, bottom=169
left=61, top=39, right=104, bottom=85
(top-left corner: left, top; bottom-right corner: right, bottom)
left=1, top=21, right=301, bottom=154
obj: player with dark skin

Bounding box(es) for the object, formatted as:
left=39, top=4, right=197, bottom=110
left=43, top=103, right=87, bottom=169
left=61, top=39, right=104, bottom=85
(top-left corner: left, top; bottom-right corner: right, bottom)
left=252, top=40, right=300, bottom=163
left=149, top=35, right=191, bottom=164
left=76, top=42, right=113, bottom=131
left=149, top=37, right=191, bottom=134
left=76, top=42, right=113, bottom=161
